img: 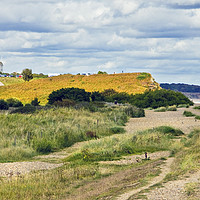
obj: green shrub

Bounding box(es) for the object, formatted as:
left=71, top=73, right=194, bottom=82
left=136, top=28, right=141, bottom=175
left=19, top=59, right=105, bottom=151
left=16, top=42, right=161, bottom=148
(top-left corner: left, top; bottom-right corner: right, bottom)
left=91, top=91, right=105, bottom=101
left=32, top=138, right=54, bottom=153
left=183, top=111, right=196, bottom=117
left=131, top=89, right=193, bottom=109
left=123, top=105, right=145, bottom=118
left=53, top=99, right=76, bottom=107
left=154, top=126, right=184, bottom=136
left=6, top=98, right=23, bottom=107
left=194, top=106, right=200, bottom=110
left=145, top=107, right=153, bottom=110
left=110, top=127, right=125, bottom=134
left=178, top=104, right=190, bottom=108
left=0, top=99, right=9, bottom=110
left=154, top=107, right=167, bottom=112
left=31, top=98, right=40, bottom=106
left=10, top=104, right=36, bottom=114
left=167, top=105, right=177, bottom=111
left=195, top=115, right=200, bottom=120
left=48, top=87, right=91, bottom=104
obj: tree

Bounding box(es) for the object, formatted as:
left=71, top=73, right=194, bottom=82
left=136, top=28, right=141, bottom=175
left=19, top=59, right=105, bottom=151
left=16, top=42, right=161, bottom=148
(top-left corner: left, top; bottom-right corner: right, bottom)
left=98, top=71, right=107, bottom=74
left=22, top=68, right=33, bottom=82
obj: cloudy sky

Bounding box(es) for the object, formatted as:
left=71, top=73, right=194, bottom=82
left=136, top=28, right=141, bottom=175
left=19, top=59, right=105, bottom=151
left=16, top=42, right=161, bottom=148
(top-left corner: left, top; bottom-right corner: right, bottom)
left=0, top=0, right=200, bottom=84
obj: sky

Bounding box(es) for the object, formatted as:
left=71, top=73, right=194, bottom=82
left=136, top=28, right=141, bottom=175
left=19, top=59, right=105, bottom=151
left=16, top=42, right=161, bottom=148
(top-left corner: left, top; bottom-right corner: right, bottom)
left=0, top=0, right=200, bottom=84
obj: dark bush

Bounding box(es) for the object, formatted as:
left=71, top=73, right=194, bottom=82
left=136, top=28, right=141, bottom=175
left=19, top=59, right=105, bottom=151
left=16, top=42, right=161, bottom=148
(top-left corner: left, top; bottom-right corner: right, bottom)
left=110, top=127, right=125, bottom=134
left=194, top=106, right=200, bottom=110
left=101, top=89, right=131, bottom=103
left=154, top=126, right=184, bottom=136
left=183, top=111, right=196, bottom=117
left=31, top=98, right=40, bottom=106
left=53, top=99, right=76, bottom=107
left=130, top=89, right=193, bottom=109
left=0, top=99, right=9, bottom=110
left=101, top=89, right=118, bottom=97
left=6, top=98, right=23, bottom=107
left=10, top=104, right=36, bottom=114
left=195, top=115, right=200, bottom=120
left=91, top=91, right=105, bottom=101
left=48, top=87, right=91, bottom=104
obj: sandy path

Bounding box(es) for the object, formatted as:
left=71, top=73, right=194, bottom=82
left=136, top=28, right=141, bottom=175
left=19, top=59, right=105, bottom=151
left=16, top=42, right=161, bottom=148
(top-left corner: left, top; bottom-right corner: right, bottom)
left=126, top=107, right=200, bottom=134
left=116, top=157, right=174, bottom=200
left=146, top=170, right=200, bottom=200
left=0, top=162, right=63, bottom=177
left=100, top=151, right=170, bottom=165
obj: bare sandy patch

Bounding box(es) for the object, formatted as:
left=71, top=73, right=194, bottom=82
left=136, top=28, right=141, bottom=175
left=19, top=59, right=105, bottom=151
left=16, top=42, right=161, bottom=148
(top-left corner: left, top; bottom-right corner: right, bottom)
left=126, top=107, right=200, bottom=134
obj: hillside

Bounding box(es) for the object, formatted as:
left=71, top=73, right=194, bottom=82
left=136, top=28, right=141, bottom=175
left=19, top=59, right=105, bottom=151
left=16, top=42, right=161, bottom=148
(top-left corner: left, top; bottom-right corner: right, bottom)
left=160, top=83, right=200, bottom=103
left=0, top=72, right=159, bottom=105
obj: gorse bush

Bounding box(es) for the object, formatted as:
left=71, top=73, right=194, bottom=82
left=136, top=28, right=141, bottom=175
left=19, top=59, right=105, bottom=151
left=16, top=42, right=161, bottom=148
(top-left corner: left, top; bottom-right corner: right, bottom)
left=74, top=102, right=98, bottom=112
left=167, top=105, right=177, bottom=111
left=31, top=98, right=40, bottom=106
left=194, top=106, right=200, bottom=110
left=130, top=89, right=193, bottom=109
left=195, top=115, right=200, bottom=120
left=109, top=127, right=125, bottom=134
left=91, top=91, right=105, bottom=101
left=0, top=99, right=9, bottom=110
left=10, top=104, right=36, bottom=114
left=6, top=98, right=23, bottom=107
left=153, top=126, right=184, bottom=136
left=177, top=104, right=190, bottom=108
left=123, top=105, right=145, bottom=117
left=53, top=99, right=76, bottom=107
left=183, top=111, right=196, bottom=117
left=154, top=107, right=167, bottom=112
left=48, top=87, right=91, bottom=104
left=32, top=138, right=54, bottom=153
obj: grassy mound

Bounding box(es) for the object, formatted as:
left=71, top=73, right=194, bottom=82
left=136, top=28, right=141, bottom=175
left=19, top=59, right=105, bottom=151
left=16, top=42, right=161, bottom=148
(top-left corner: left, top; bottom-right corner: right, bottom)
left=0, top=73, right=159, bottom=105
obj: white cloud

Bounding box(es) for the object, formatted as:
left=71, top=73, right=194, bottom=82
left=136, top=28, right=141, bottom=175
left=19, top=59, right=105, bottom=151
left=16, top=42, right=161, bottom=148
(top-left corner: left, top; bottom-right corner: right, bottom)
left=0, top=0, right=200, bottom=84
